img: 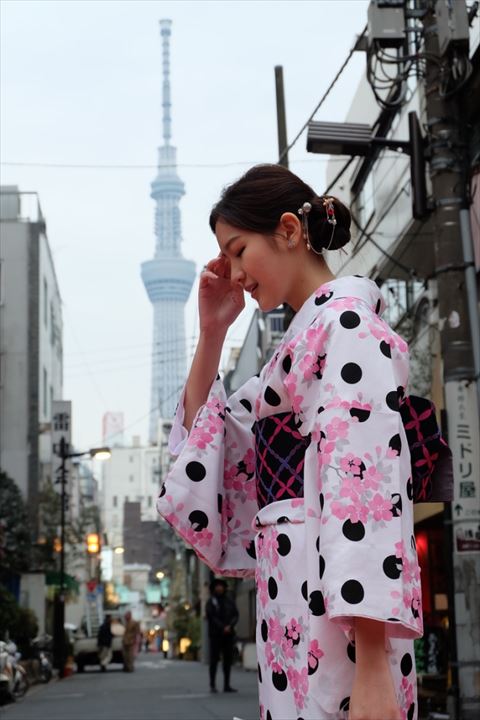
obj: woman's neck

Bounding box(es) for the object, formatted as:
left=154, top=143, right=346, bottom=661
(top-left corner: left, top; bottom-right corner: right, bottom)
left=286, top=261, right=336, bottom=311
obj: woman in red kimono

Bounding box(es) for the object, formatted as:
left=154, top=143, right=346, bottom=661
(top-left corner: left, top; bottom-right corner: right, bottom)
left=157, top=164, right=423, bottom=720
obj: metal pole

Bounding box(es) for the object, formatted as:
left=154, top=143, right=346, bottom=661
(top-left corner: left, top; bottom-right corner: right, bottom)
left=275, top=66, right=289, bottom=169
left=53, top=437, right=67, bottom=677
left=459, top=207, right=480, bottom=415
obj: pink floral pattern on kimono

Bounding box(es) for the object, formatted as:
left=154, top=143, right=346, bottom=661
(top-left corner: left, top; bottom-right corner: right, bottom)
left=157, top=276, right=422, bottom=719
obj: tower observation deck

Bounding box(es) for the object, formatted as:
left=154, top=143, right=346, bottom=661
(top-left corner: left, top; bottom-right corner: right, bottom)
left=141, top=19, right=195, bottom=443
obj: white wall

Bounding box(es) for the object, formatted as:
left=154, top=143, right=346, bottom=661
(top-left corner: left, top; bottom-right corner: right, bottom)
left=0, top=218, right=30, bottom=496
left=101, top=444, right=161, bottom=582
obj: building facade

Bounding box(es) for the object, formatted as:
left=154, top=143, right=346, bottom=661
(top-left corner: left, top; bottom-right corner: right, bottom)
left=101, top=439, right=162, bottom=583
left=0, top=186, right=63, bottom=532
left=141, top=19, right=195, bottom=440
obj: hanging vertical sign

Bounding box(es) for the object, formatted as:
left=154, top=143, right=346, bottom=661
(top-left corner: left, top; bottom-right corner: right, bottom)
left=52, top=400, right=72, bottom=495
left=445, top=381, right=480, bottom=553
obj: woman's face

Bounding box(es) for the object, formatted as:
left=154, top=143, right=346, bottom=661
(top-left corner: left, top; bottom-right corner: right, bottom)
left=215, top=218, right=294, bottom=312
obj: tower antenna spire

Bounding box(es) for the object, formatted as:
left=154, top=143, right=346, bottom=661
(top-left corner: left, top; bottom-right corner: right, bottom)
left=159, top=19, right=172, bottom=145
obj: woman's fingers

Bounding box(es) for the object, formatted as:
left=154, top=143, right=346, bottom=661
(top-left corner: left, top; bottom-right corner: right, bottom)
left=206, top=254, right=230, bottom=279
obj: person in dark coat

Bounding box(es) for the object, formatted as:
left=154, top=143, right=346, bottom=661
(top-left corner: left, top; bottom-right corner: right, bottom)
left=206, top=578, right=239, bottom=693
left=97, top=614, right=113, bottom=672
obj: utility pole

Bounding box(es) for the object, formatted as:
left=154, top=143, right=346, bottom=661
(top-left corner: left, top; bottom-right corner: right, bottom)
left=275, top=66, right=289, bottom=168
left=421, top=2, right=480, bottom=719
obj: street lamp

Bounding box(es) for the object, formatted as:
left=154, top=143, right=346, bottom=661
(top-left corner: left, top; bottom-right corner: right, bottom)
left=53, top=438, right=111, bottom=677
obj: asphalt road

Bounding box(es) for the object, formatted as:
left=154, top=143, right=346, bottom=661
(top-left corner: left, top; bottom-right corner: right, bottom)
left=1, top=654, right=260, bottom=720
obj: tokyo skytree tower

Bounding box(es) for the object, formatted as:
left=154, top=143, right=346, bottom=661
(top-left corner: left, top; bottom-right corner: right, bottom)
left=141, top=19, right=195, bottom=443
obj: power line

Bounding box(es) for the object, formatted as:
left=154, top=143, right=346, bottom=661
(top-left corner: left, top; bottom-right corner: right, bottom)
left=0, top=157, right=362, bottom=171
left=279, top=24, right=367, bottom=163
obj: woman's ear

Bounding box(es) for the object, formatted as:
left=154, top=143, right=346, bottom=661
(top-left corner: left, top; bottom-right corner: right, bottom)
left=279, top=212, right=302, bottom=248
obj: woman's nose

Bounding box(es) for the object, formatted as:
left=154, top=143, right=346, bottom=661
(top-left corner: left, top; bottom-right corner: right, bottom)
left=230, top=264, right=246, bottom=285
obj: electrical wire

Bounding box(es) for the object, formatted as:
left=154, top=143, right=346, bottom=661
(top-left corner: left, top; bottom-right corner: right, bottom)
left=349, top=209, right=417, bottom=278
left=0, top=157, right=359, bottom=171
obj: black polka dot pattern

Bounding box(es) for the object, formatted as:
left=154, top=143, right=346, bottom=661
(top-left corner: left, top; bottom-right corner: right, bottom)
left=407, top=477, right=413, bottom=500
left=386, top=391, right=400, bottom=412
left=268, top=577, right=278, bottom=599
left=246, top=540, right=256, bottom=559
left=217, top=494, right=223, bottom=513
left=349, top=407, right=371, bottom=422
left=389, top=434, right=402, bottom=455
left=342, top=520, right=365, bottom=542
left=308, top=591, right=326, bottom=616
left=401, top=653, right=413, bottom=676
left=159, top=483, right=166, bottom=497
left=185, top=461, right=206, bottom=482
left=347, top=642, right=356, bottom=664
left=341, top=580, right=365, bottom=604
left=261, top=619, right=268, bottom=642
left=239, top=398, right=252, bottom=412
left=341, top=363, right=362, bottom=384
left=383, top=554, right=403, bottom=579
left=282, top=354, right=292, bottom=373
left=319, top=555, right=325, bottom=579
left=340, top=311, right=361, bottom=329
left=258, top=663, right=262, bottom=683
left=339, top=697, right=350, bottom=712
left=391, top=493, right=402, bottom=517
left=315, top=291, right=333, bottom=306
left=264, top=386, right=281, bottom=407
left=188, top=510, right=208, bottom=531
left=380, top=340, right=392, bottom=358
left=301, top=581, right=308, bottom=601
left=276, top=534, right=291, bottom=556
left=272, top=670, right=287, bottom=691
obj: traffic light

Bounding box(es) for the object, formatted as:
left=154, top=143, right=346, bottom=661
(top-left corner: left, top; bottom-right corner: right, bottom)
left=86, top=533, right=100, bottom=554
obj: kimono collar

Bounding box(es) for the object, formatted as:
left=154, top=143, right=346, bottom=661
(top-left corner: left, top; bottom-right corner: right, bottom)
left=286, top=275, right=386, bottom=339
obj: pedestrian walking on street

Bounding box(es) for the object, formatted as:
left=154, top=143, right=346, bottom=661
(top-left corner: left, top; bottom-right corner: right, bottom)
left=157, top=164, right=451, bottom=719
left=122, top=611, right=140, bottom=673
left=97, top=614, right=113, bottom=672
left=206, top=578, right=239, bottom=694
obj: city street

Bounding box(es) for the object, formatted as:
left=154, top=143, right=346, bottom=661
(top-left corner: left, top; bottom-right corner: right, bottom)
left=1, top=655, right=259, bottom=720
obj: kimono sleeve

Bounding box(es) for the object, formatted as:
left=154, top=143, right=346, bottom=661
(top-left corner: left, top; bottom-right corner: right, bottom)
left=284, top=307, right=423, bottom=641
left=156, top=375, right=259, bottom=578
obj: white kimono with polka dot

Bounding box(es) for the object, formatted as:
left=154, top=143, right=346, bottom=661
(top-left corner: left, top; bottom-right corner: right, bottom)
left=157, top=276, right=423, bottom=720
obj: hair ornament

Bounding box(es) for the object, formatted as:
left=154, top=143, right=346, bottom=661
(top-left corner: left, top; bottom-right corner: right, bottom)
left=298, top=201, right=320, bottom=254
left=322, top=196, right=337, bottom=251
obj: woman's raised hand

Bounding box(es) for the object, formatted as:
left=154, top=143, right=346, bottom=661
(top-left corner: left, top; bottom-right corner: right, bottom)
left=198, top=255, right=245, bottom=335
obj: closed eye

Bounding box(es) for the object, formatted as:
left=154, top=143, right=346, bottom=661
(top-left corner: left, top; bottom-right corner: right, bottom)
left=236, top=247, right=244, bottom=258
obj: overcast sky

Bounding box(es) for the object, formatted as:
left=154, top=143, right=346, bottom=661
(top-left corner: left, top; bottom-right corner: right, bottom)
left=1, top=0, right=369, bottom=452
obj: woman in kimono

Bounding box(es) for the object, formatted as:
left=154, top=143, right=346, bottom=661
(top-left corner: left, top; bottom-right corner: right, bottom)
left=157, top=164, right=422, bottom=720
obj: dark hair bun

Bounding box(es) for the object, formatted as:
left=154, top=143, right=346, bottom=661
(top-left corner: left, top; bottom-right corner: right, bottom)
left=309, top=196, right=351, bottom=252
left=209, top=164, right=351, bottom=255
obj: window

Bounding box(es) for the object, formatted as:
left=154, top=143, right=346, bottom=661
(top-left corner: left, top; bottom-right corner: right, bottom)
left=125, top=495, right=129, bottom=503
left=129, top=475, right=134, bottom=482
left=129, top=455, right=134, bottom=463
left=43, top=367, right=48, bottom=417
left=50, top=386, right=53, bottom=420
left=113, top=495, right=118, bottom=508
left=148, top=496, right=153, bottom=508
